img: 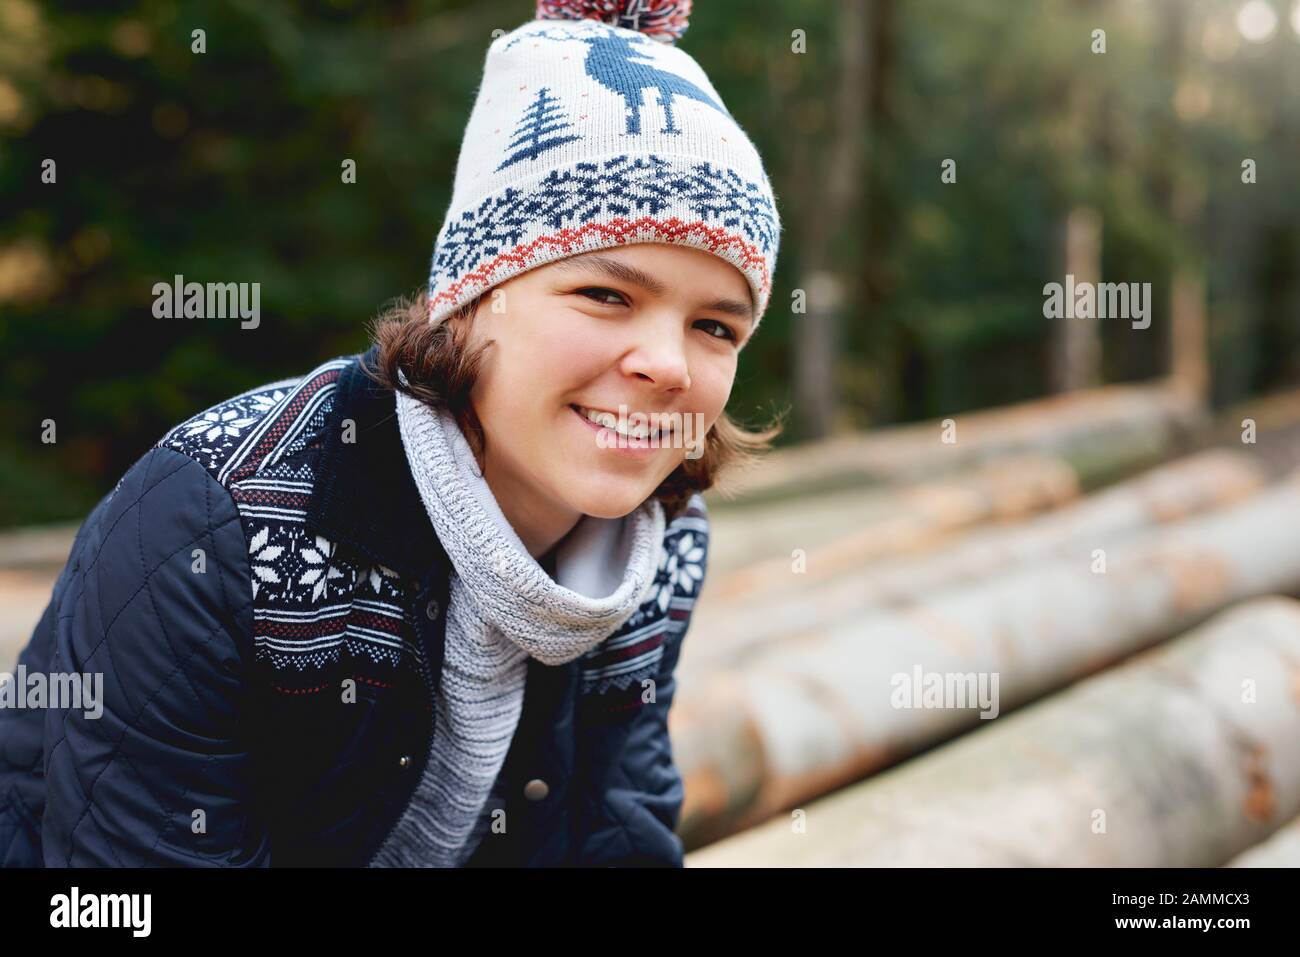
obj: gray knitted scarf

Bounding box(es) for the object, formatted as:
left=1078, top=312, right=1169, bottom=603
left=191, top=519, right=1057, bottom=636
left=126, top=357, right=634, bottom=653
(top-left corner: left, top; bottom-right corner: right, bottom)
left=369, top=389, right=665, bottom=867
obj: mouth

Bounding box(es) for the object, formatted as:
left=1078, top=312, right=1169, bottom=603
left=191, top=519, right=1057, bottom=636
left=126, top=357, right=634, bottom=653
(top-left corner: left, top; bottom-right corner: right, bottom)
left=569, top=404, right=674, bottom=441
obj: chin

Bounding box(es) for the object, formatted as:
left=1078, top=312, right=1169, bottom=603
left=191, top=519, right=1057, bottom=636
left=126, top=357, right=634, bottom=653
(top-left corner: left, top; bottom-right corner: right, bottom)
left=562, top=478, right=656, bottom=520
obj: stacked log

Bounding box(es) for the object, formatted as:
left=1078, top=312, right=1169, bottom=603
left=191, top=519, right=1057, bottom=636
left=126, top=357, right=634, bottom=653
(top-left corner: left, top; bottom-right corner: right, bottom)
left=672, top=470, right=1300, bottom=847
left=1225, top=815, right=1300, bottom=867
left=0, top=524, right=79, bottom=668
left=686, top=597, right=1300, bottom=867
left=703, top=453, right=1078, bottom=589
left=712, top=379, right=1200, bottom=503
left=687, top=448, right=1266, bottom=673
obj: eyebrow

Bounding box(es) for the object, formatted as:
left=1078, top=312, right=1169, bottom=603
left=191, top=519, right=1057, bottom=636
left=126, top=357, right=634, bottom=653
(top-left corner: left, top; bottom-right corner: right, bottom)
left=552, top=254, right=754, bottom=324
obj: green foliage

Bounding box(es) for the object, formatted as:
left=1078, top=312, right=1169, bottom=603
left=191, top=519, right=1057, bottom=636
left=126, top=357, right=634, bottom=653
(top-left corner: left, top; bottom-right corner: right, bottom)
left=1, top=0, right=1296, bottom=525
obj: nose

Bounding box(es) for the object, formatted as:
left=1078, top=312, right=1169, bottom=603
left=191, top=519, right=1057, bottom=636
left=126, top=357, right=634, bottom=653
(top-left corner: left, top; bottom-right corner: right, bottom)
left=620, top=322, right=692, bottom=393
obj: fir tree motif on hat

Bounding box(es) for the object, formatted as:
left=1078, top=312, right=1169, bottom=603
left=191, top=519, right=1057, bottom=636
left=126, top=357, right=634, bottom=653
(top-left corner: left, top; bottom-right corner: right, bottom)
left=426, top=0, right=782, bottom=336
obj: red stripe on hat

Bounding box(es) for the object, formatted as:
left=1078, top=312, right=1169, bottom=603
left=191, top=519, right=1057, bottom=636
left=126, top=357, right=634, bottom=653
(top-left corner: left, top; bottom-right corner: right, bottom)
left=430, top=215, right=770, bottom=317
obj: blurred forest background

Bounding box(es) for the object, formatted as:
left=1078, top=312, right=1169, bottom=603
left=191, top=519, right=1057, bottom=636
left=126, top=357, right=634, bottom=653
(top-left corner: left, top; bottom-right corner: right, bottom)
left=1, top=0, right=1298, bottom=527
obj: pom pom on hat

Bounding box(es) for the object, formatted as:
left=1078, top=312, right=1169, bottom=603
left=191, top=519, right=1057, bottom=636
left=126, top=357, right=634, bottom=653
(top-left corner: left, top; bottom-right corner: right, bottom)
left=535, top=0, right=693, bottom=45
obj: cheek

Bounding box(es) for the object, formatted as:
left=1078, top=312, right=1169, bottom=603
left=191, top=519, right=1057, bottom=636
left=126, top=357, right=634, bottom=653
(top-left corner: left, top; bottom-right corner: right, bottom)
left=544, top=339, right=609, bottom=388
left=513, top=314, right=614, bottom=396
left=472, top=309, right=609, bottom=424
left=691, top=355, right=736, bottom=423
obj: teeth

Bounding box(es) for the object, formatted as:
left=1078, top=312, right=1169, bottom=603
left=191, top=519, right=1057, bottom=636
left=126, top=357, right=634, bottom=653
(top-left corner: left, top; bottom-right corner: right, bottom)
left=577, top=406, right=659, bottom=440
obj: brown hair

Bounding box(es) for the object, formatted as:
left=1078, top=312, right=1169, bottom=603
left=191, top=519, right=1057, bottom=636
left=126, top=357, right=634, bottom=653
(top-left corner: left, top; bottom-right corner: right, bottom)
left=361, top=290, right=785, bottom=519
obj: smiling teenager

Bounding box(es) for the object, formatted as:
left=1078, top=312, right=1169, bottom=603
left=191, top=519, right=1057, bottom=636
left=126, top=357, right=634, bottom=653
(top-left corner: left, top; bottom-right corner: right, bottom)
left=0, top=0, right=781, bottom=868
left=368, top=242, right=761, bottom=557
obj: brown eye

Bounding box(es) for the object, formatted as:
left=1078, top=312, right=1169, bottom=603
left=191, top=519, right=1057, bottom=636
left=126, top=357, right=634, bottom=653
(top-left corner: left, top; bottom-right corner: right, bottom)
left=577, top=287, right=627, bottom=306
left=695, top=318, right=737, bottom=341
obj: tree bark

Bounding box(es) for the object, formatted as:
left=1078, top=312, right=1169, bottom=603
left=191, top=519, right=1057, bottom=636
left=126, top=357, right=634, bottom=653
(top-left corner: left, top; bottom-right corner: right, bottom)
left=687, top=598, right=1300, bottom=866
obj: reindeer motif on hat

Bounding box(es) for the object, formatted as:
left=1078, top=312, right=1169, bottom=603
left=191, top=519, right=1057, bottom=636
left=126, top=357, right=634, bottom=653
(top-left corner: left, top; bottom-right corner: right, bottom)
left=506, top=24, right=732, bottom=136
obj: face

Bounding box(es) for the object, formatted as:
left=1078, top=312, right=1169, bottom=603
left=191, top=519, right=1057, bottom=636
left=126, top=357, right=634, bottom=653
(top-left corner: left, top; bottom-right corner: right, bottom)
left=462, top=243, right=754, bottom=526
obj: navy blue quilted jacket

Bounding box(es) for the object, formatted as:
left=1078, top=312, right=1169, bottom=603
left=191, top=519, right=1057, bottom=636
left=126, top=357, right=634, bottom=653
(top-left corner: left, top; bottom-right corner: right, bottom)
left=0, top=347, right=709, bottom=867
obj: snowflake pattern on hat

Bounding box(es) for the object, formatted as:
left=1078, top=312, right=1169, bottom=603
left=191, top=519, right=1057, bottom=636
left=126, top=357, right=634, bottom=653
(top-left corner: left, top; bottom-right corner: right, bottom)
left=430, top=153, right=776, bottom=324
left=427, top=7, right=781, bottom=331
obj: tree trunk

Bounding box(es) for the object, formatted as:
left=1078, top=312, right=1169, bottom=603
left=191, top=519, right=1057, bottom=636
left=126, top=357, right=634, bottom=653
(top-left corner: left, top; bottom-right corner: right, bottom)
left=691, top=448, right=1266, bottom=663
left=687, top=597, right=1300, bottom=866
left=676, top=472, right=1300, bottom=848
left=1049, top=207, right=1103, bottom=392
left=792, top=0, right=868, bottom=439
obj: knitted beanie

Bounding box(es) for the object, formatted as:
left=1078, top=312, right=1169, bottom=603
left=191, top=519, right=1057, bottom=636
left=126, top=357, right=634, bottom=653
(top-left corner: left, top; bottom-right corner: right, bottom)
left=426, top=0, right=782, bottom=337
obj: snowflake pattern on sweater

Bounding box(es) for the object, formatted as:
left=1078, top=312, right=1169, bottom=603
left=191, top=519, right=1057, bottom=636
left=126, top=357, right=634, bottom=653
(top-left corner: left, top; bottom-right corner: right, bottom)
left=156, top=355, right=708, bottom=711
